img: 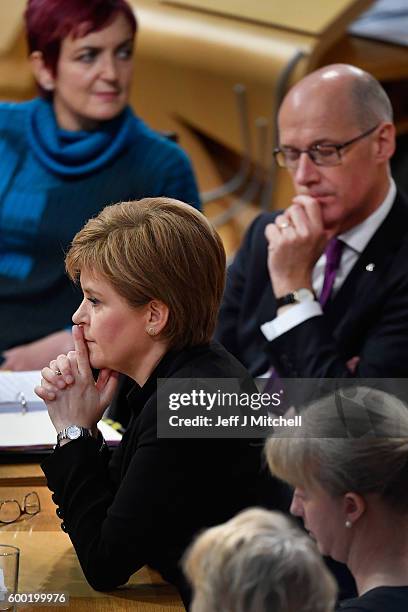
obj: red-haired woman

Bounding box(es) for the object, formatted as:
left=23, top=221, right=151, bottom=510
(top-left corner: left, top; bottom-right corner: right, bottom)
left=0, top=0, right=200, bottom=371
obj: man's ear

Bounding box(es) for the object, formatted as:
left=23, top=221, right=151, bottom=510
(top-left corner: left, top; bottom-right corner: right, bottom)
left=374, top=122, right=396, bottom=163
left=146, top=300, right=169, bottom=335
left=30, top=51, right=55, bottom=92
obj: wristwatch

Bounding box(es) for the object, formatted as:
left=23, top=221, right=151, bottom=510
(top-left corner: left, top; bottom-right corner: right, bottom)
left=57, top=425, right=92, bottom=446
left=276, top=288, right=316, bottom=308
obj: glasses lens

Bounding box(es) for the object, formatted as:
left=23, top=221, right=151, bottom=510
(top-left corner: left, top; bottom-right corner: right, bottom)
left=0, top=500, right=21, bottom=523
left=24, top=492, right=40, bottom=515
left=278, top=149, right=300, bottom=168
left=313, top=146, right=341, bottom=166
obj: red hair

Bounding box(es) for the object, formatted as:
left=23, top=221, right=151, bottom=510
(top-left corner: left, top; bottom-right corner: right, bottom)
left=25, top=0, right=137, bottom=74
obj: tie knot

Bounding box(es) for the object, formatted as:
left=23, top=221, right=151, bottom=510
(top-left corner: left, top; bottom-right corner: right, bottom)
left=324, top=237, right=344, bottom=271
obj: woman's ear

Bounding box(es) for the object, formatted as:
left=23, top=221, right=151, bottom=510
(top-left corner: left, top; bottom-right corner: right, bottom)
left=146, top=300, right=169, bottom=336
left=30, top=51, right=55, bottom=92
left=343, top=492, right=366, bottom=527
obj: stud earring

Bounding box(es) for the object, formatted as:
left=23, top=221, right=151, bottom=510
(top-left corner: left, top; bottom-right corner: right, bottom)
left=146, top=327, right=157, bottom=336
left=345, top=520, right=352, bottom=529
left=43, top=81, right=54, bottom=91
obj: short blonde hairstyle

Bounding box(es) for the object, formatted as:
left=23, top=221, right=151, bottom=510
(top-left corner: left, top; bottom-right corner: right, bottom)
left=266, top=387, right=408, bottom=512
left=183, top=508, right=337, bottom=612
left=65, top=198, right=226, bottom=350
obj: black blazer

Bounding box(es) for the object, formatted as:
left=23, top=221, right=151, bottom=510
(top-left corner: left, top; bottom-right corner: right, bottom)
left=215, top=192, right=408, bottom=378
left=42, top=342, right=273, bottom=608
left=338, top=586, right=408, bottom=611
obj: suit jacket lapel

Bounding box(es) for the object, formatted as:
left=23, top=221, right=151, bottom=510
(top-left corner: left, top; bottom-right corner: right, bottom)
left=324, top=192, right=408, bottom=333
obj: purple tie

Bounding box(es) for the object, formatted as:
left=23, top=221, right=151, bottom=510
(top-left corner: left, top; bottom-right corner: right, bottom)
left=319, top=238, right=344, bottom=308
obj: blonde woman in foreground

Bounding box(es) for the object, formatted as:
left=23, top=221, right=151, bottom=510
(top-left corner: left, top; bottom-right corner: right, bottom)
left=266, top=386, right=408, bottom=612
left=183, top=507, right=337, bottom=612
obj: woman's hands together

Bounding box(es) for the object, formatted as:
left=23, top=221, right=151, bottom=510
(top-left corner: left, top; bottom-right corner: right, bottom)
left=35, top=325, right=119, bottom=434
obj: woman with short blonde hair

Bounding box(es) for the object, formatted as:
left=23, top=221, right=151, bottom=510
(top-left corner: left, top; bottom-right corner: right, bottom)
left=65, top=197, right=225, bottom=350
left=266, top=386, right=408, bottom=612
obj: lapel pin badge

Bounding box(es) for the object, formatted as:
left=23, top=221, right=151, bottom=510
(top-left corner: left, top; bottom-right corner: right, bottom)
left=366, top=263, right=375, bottom=272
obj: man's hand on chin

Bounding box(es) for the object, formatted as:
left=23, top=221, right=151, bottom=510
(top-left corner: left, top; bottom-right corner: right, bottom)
left=265, top=195, right=330, bottom=296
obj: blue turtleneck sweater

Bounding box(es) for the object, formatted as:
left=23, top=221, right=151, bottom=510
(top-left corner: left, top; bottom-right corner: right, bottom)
left=0, top=99, right=200, bottom=352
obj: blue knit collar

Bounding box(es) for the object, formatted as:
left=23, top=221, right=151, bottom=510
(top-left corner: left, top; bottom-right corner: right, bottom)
left=26, top=98, right=135, bottom=177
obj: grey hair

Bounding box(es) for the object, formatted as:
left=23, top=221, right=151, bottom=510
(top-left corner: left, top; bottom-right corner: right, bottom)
left=266, top=387, right=408, bottom=512
left=184, top=508, right=337, bottom=612
left=349, top=72, right=393, bottom=129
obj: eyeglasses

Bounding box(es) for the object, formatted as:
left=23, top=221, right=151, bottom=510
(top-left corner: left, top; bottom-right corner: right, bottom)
left=274, top=124, right=379, bottom=169
left=0, top=492, right=41, bottom=524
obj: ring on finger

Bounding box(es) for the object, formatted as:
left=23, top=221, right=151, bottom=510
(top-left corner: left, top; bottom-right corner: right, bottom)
left=54, top=369, right=62, bottom=376
left=277, top=220, right=291, bottom=230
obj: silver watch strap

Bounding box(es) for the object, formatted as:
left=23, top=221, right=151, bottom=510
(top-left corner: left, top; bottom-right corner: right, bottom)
left=56, top=425, right=91, bottom=445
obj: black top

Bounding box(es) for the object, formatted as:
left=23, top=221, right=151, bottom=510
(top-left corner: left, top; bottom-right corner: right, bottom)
left=338, top=586, right=408, bottom=611
left=42, top=342, right=271, bottom=606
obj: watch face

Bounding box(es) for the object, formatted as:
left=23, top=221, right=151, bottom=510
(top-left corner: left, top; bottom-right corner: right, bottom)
left=67, top=425, right=82, bottom=440
left=295, top=289, right=314, bottom=302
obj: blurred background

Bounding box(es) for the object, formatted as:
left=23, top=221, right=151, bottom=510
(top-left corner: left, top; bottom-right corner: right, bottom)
left=1, top=0, right=407, bottom=255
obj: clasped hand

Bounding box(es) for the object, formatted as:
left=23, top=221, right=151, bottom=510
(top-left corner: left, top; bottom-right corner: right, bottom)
left=35, top=325, right=119, bottom=434
left=265, top=195, right=331, bottom=296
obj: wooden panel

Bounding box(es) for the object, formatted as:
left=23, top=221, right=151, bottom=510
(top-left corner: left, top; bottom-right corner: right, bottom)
left=0, top=0, right=27, bottom=54
left=132, top=0, right=314, bottom=154
left=319, top=34, right=408, bottom=81
left=0, top=463, right=46, bottom=487
left=163, top=0, right=373, bottom=36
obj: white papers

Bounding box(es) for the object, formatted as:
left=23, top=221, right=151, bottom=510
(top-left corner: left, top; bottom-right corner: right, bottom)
left=0, top=371, right=122, bottom=450
left=0, top=371, right=41, bottom=408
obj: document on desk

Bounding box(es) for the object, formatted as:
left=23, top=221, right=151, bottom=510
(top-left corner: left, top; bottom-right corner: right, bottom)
left=0, top=371, right=122, bottom=450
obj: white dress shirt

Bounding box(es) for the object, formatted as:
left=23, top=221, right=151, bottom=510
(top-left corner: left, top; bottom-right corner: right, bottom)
left=261, top=180, right=396, bottom=342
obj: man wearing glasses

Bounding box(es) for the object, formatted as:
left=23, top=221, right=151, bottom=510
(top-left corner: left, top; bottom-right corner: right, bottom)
left=215, top=63, right=408, bottom=379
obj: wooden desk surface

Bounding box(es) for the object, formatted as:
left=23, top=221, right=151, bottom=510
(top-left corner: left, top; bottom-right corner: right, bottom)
left=0, top=468, right=185, bottom=611
left=0, top=463, right=45, bottom=487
